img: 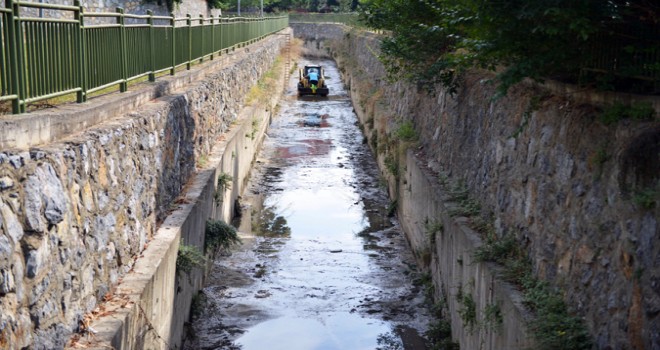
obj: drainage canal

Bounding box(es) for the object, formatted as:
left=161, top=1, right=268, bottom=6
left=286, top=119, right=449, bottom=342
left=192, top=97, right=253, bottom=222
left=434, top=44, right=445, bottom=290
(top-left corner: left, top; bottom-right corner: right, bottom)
left=184, top=59, right=431, bottom=350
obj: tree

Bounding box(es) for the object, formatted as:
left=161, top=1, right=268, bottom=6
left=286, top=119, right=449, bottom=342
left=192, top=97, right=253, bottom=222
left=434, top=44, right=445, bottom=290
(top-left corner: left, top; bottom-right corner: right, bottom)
left=359, top=0, right=660, bottom=95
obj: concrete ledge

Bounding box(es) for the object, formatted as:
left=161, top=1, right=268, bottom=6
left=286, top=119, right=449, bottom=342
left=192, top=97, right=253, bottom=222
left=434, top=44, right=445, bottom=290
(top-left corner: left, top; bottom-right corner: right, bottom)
left=0, top=32, right=286, bottom=151
left=400, top=152, right=534, bottom=349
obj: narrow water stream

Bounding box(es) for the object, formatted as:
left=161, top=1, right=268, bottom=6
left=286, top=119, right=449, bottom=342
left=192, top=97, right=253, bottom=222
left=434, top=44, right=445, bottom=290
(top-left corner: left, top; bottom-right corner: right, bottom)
left=184, top=59, right=431, bottom=350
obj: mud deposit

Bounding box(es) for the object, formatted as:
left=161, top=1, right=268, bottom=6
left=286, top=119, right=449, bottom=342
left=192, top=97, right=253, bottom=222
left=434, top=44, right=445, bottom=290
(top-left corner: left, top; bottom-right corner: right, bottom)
left=184, top=60, right=431, bottom=350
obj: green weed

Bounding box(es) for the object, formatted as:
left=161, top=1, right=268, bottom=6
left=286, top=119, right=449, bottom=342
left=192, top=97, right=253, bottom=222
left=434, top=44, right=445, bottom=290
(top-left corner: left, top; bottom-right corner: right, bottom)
left=456, top=286, right=477, bottom=332
left=600, top=102, right=656, bottom=125
left=205, top=219, right=241, bottom=253
left=386, top=199, right=398, bottom=217
left=633, top=187, right=658, bottom=209
left=425, top=220, right=444, bottom=245
left=214, top=173, right=233, bottom=205
left=177, top=244, right=206, bottom=274
left=395, top=121, right=418, bottom=142
left=484, top=303, right=503, bottom=332
left=384, top=154, right=399, bottom=178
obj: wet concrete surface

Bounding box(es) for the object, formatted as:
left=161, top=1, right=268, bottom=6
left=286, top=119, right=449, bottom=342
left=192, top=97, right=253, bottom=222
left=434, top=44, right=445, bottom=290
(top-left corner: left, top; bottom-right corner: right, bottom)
left=183, top=59, right=431, bottom=350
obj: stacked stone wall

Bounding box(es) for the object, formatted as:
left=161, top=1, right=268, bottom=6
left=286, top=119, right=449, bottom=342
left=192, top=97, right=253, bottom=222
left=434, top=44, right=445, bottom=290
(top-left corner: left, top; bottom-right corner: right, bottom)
left=7, top=0, right=217, bottom=24
left=291, top=23, right=659, bottom=349
left=0, top=29, right=287, bottom=348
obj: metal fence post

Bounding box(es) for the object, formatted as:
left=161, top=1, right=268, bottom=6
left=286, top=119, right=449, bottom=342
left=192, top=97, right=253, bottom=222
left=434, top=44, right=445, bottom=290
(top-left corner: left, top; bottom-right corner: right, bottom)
left=170, top=12, right=175, bottom=75
left=9, top=0, right=26, bottom=113
left=186, top=14, right=191, bottom=70
left=148, top=10, right=155, bottom=82
left=199, top=14, right=203, bottom=63
left=210, top=15, right=215, bottom=60
left=74, top=0, right=86, bottom=102
left=117, top=7, right=127, bottom=92
left=5, top=0, right=23, bottom=113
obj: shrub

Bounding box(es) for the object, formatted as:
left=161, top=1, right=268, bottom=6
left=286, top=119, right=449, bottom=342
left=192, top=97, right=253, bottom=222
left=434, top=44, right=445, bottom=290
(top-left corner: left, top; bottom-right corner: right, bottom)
left=177, top=244, right=206, bottom=274
left=205, top=219, right=241, bottom=253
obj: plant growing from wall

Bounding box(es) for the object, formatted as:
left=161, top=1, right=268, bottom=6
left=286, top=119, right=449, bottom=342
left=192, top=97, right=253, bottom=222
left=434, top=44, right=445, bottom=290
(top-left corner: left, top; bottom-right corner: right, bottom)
left=197, top=154, right=209, bottom=169
left=425, top=219, right=443, bottom=246
left=473, top=234, right=593, bottom=349
left=205, top=219, right=241, bottom=253
left=589, top=146, right=610, bottom=180
left=384, top=154, right=399, bottom=178
left=214, top=173, right=233, bottom=205
left=599, top=102, right=656, bottom=125
left=386, top=199, right=398, bottom=217
left=395, top=120, right=418, bottom=142
left=190, top=291, right=208, bottom=319
left=483, top=302, right=503, bottom=332
left=251, top=119, right=260, bottom=140
left=425, top=319, right=460, bottom=350
left=632, top=186, right=658, bottom=209
left=177, top=244, right=206, bottom=274
left=456, top=284, right=477, bottom=333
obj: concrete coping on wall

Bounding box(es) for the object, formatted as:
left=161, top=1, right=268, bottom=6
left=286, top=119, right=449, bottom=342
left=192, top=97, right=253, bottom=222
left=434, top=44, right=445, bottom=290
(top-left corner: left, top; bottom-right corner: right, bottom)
left=0, top=29, right=290, bottom=151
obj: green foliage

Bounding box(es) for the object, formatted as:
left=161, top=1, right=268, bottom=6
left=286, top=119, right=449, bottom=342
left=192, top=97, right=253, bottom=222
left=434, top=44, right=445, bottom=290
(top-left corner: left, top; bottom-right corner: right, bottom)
left=600, top=102, right=656, bottom=125
left=177, top=244, right=206, bottom=274
left=385, top=198, right=397, bottom=217
left=395, top=120, right=418, bottom=142
left=425, top=220, right=443, bottom=245
left=217, top=172, right=233, bottom=191
left=214, top=173, right=233, bottom=205
left=472, top=233, right=592, bottom=349
left=473, top=235, right=519, bottom=264
left=384, top=154, right=399, bottom=177
left=425, top=319, right=460, bottom=350
left=449, top=197, right=480, bottom=218
left=190, top=291, right=208, bottom=319
left=456, top=286, right=477, bottom=332
left=484, top=303, right=503, bottom=332
left=446, top=180, right=480, bottom=218
left=633, top=186, right=658, bottom=209
left=205, top=219, right=241, bottom=253
left=253, top=203, right=292, bottom=236
left=523, top=280, right=593, bottom=350
left=359, top=0, right=660, bottom=95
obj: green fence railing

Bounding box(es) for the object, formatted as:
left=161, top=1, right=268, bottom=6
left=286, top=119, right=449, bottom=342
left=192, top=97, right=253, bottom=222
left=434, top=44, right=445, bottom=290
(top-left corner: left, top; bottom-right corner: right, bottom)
left=0, top=0, right=288, bottom=114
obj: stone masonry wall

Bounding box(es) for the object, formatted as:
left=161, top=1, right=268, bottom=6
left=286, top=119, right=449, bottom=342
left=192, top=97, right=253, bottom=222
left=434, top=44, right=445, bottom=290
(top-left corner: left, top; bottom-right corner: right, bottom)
left=9, top=0, right=218, bottom=23
left=291, top=23, right=660, bottom=349
left=0, top=31, right=286, bottom=349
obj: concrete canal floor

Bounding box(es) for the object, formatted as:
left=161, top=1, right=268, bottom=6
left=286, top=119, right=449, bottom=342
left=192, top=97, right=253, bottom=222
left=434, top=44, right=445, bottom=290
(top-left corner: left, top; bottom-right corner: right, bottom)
left=183, top=59, right=432, bottom=350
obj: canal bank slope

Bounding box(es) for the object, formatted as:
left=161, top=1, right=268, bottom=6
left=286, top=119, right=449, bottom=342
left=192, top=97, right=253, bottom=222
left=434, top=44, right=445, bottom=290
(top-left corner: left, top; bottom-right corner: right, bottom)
left=291, top=23, right=659, bottom=349
left=0, top=28, right=291, bottom=349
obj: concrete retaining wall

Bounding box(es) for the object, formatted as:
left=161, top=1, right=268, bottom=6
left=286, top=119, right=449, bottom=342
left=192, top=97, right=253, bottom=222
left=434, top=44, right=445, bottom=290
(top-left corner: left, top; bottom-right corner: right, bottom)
left=0, top=27, right=290, bottom=349
left=292, top=22, right=660, bottom=349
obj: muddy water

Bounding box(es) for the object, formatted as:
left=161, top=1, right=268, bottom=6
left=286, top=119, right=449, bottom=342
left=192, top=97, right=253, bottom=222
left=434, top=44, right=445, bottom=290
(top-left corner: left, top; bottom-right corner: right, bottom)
left=184, top=59, right=431, bottom=350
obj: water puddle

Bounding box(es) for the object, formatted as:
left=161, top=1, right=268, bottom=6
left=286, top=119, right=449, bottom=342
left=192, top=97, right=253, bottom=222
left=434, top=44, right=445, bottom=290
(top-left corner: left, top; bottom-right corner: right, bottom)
left=184, top=59, right=430, bottom=350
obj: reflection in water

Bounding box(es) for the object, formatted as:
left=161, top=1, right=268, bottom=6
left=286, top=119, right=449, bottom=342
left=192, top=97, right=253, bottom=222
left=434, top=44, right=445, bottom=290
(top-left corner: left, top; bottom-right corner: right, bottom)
left=252, top=203, right=292, bottom=237
left=236, top=313, right=391, bottom=350
left=274, top=138, right=333, bottom=160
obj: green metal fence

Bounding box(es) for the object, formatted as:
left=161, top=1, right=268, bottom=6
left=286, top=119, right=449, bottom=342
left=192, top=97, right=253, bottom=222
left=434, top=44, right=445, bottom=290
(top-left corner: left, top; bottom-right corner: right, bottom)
left=0, top=0, right=288, bottom=114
